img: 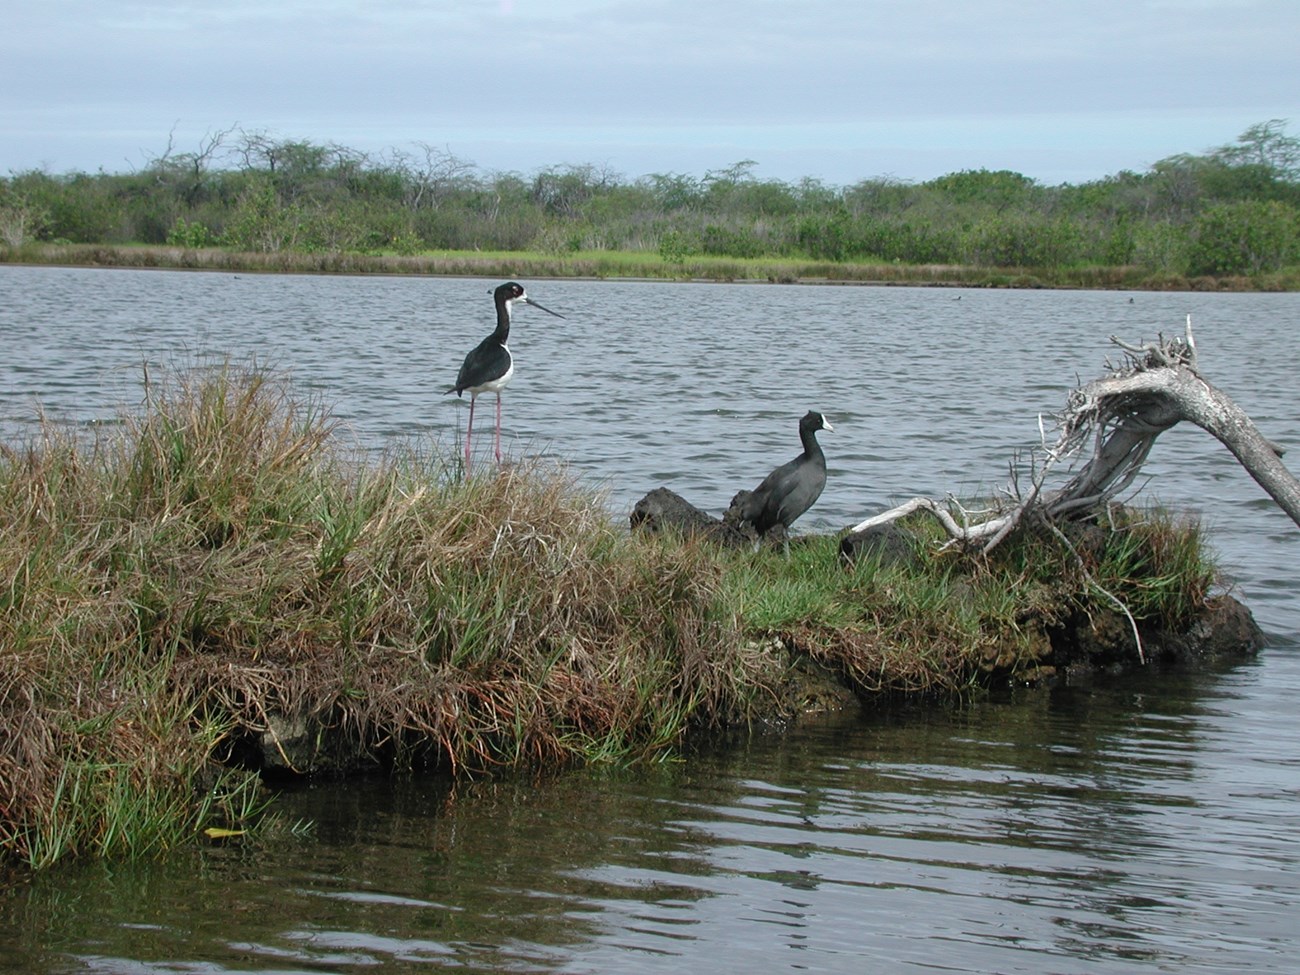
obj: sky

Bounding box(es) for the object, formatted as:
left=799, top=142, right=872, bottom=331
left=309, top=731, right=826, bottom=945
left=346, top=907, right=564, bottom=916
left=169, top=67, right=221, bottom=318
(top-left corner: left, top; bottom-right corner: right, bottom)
left=3, top=0, right=1298, bottom=188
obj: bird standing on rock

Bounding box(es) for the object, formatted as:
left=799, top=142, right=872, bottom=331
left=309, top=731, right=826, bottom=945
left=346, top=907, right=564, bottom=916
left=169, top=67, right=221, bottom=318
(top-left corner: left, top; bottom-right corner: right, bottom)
left=738, top=410, right=834, bottom=551
left=445, top=281, right=563, bottom=466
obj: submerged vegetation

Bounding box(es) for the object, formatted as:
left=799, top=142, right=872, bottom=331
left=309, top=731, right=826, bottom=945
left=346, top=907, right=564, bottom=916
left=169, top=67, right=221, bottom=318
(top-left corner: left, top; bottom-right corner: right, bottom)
left=2, top=121, right=1299, bottom=288
left=0, top=367, right=1241, bottom=869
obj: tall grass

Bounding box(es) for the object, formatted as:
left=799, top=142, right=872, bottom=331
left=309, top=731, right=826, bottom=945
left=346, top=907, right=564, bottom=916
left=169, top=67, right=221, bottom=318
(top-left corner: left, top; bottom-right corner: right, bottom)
left=0, top=365, right=1228, bottom=869
left=0, top=364, right=773, bottom=867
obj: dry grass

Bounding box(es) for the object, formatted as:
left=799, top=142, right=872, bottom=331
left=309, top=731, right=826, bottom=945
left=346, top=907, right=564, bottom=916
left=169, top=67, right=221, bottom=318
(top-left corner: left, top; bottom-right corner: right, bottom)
left=0, top=364, right=1231, bottom=869
left=0, top=364, right=774, bottom=867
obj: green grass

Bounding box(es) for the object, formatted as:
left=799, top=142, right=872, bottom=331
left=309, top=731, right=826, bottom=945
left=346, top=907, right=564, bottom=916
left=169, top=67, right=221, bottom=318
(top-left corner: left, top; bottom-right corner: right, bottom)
left=715, top=509, right=1218, bottom=695
left=7, top=241, right=1299, bottom=290
left=0, top=364, right=1228, bottom=869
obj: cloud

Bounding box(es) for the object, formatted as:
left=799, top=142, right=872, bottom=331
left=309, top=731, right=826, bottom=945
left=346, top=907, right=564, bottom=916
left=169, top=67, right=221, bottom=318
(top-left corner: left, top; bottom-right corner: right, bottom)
left=2, top=0, right=1297, bottom=183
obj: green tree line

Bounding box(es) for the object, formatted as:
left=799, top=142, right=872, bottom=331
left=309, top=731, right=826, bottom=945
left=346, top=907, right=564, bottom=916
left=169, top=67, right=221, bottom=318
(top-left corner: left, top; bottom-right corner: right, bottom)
left=3, top=120, right=1299, bottom=278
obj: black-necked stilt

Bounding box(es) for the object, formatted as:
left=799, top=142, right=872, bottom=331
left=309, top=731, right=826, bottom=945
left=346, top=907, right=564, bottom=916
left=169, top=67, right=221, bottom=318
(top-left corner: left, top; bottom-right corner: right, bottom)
left=739, top=411, right=833, bottom=549
left=445, top=281, right=563, bottom=465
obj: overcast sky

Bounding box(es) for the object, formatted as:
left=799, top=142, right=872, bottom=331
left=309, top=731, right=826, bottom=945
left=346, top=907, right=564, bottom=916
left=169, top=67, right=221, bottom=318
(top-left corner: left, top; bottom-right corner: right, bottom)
left=3, top=0, right=1297, bottom=187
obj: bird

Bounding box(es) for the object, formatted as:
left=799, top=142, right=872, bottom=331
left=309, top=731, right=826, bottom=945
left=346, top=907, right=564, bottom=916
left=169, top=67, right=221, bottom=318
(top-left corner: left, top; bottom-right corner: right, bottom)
left=445, top=281, right=563, bottom=466
left=738, top=410, right=834, bottom=551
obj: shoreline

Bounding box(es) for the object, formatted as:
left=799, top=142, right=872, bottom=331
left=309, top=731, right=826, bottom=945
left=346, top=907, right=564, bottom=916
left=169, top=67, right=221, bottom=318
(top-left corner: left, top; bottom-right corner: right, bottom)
left=4, top=242, right=1295, bottom=292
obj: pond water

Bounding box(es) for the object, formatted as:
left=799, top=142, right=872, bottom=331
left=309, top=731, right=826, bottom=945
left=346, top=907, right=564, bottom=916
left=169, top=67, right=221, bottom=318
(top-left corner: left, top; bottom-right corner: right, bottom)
left=1, top=266, right=1298, bottom=973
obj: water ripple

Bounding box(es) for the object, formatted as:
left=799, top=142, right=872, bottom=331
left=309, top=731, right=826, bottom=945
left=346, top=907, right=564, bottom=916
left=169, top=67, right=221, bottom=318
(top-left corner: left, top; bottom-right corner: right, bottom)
left=3, top=268, right=1300, bottom=974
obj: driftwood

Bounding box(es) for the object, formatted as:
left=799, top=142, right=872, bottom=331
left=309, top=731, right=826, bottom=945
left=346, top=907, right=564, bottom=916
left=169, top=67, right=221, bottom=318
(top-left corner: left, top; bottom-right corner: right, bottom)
left=850, top=316, right=1300, bottom=553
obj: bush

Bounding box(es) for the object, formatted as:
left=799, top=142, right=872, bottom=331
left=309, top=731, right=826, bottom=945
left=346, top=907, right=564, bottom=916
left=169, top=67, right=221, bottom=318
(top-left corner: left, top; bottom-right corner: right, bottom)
left=795, top=211, right=850, bottom=261
left=166, top=217, right=216, bottom=248
left=963, top=215, right=1083, bottom=267
left=1131, top=221, right=1189, bottom=273
left=657, top=228, right=693, bottom=264
left=700, top=223, right=766, bottom=258
left=1185, top=200, right=1299, bottom=276
left=0, top=184, right=50, bottom=245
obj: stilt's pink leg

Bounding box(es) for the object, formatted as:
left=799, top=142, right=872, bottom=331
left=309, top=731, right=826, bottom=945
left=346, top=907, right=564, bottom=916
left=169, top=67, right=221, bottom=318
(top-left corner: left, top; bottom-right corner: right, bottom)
left=465, top=397, right=476, bottom=467
left=494, top=393, right=503, bottom=463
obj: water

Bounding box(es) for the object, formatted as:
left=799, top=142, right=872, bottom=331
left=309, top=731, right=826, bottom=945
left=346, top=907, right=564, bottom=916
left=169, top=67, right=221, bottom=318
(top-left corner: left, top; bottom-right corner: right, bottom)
left=1, top=265, right=1298, bottom=973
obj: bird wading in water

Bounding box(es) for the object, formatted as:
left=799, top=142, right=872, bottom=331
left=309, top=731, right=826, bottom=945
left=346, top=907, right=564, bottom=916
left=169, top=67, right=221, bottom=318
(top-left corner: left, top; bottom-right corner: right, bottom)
left=445, top=281, right=563, bottom=466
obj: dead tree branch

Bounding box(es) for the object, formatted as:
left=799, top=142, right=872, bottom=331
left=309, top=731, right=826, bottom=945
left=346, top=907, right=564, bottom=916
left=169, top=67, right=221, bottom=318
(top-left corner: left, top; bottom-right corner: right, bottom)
left=852, top=316, right=1300, bottom=552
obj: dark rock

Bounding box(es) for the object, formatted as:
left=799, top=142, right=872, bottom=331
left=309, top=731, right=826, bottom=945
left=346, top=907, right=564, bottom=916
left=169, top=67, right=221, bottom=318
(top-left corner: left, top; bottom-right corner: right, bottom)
left=255, top=712, right=377, bottom=775
left=775, top=649, right=859, bottom=714
left=1147, top=594, right=1267, bottom=659
left=1046, top=594, right=1264, bottom=680
left=631, top=487, right=753, bottom=547
left=839, top=521, right=922, bottom=568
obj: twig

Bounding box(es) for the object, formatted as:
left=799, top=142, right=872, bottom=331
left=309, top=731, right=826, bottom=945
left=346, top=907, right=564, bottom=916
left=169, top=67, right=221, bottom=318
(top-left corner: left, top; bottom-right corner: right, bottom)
left=1045, top=521, right=1145, bottom=664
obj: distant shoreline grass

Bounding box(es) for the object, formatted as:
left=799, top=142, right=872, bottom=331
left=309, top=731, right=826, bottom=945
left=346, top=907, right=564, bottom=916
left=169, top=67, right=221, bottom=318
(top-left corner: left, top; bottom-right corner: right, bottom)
left=0, top=365, right=1256, bottom=869
left=3, top=241, right=1297, bottom=291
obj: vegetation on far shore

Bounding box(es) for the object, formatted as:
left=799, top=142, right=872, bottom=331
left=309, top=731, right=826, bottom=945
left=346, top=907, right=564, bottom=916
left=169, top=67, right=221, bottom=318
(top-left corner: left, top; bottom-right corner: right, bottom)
left=3, top=120, right=1299, bottom=289
left=0, top=366, right=1230, bottom=869
left=6, top=240, right=1299, bottom=292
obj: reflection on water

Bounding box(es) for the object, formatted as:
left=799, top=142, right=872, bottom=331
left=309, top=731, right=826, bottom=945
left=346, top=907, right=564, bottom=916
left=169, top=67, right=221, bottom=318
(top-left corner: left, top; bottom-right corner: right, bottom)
left=4, top=658, right=1300, bottom=974
left=1, top=267, right=1299, bottom=973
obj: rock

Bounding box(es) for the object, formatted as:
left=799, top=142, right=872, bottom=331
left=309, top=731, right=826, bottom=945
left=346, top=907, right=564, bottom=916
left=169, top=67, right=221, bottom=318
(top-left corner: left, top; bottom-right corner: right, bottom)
left=839, top=521, right=921, bottom=568
left=256, top=711, right=376, bottom=775
left=630, top=487, right=753, bottom=547
left=1046, top=593, right=1264, bottom=679
left=1149, top=594, right=1266, bottom=659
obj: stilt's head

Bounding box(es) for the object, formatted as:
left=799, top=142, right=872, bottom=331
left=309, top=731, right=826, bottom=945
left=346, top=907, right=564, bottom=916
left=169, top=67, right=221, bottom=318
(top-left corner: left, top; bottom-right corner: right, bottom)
left=490, top=282, right=565, bottom=321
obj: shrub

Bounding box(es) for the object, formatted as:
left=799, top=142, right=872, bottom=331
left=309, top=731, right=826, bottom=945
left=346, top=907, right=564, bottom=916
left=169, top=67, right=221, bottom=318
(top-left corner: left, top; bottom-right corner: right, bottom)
left=166, top=217, right=216, bottom=248
left=963, top=215, right=1083, bottom=267
left=1185, top=200, right=1299, bottom=276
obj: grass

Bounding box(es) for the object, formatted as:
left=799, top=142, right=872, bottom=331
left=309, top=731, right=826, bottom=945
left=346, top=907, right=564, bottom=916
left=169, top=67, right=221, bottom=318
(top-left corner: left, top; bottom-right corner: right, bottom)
left=715, top=508, right=1218, bottom=696
left=0, top=365, right=1230, bottom=869
left=5, top=241, right=1299, bottom=291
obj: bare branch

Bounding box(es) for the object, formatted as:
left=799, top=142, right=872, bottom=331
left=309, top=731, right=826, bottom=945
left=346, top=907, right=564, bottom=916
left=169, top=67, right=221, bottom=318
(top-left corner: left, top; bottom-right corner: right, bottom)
left=851, top=317, right=1300, bottom=552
